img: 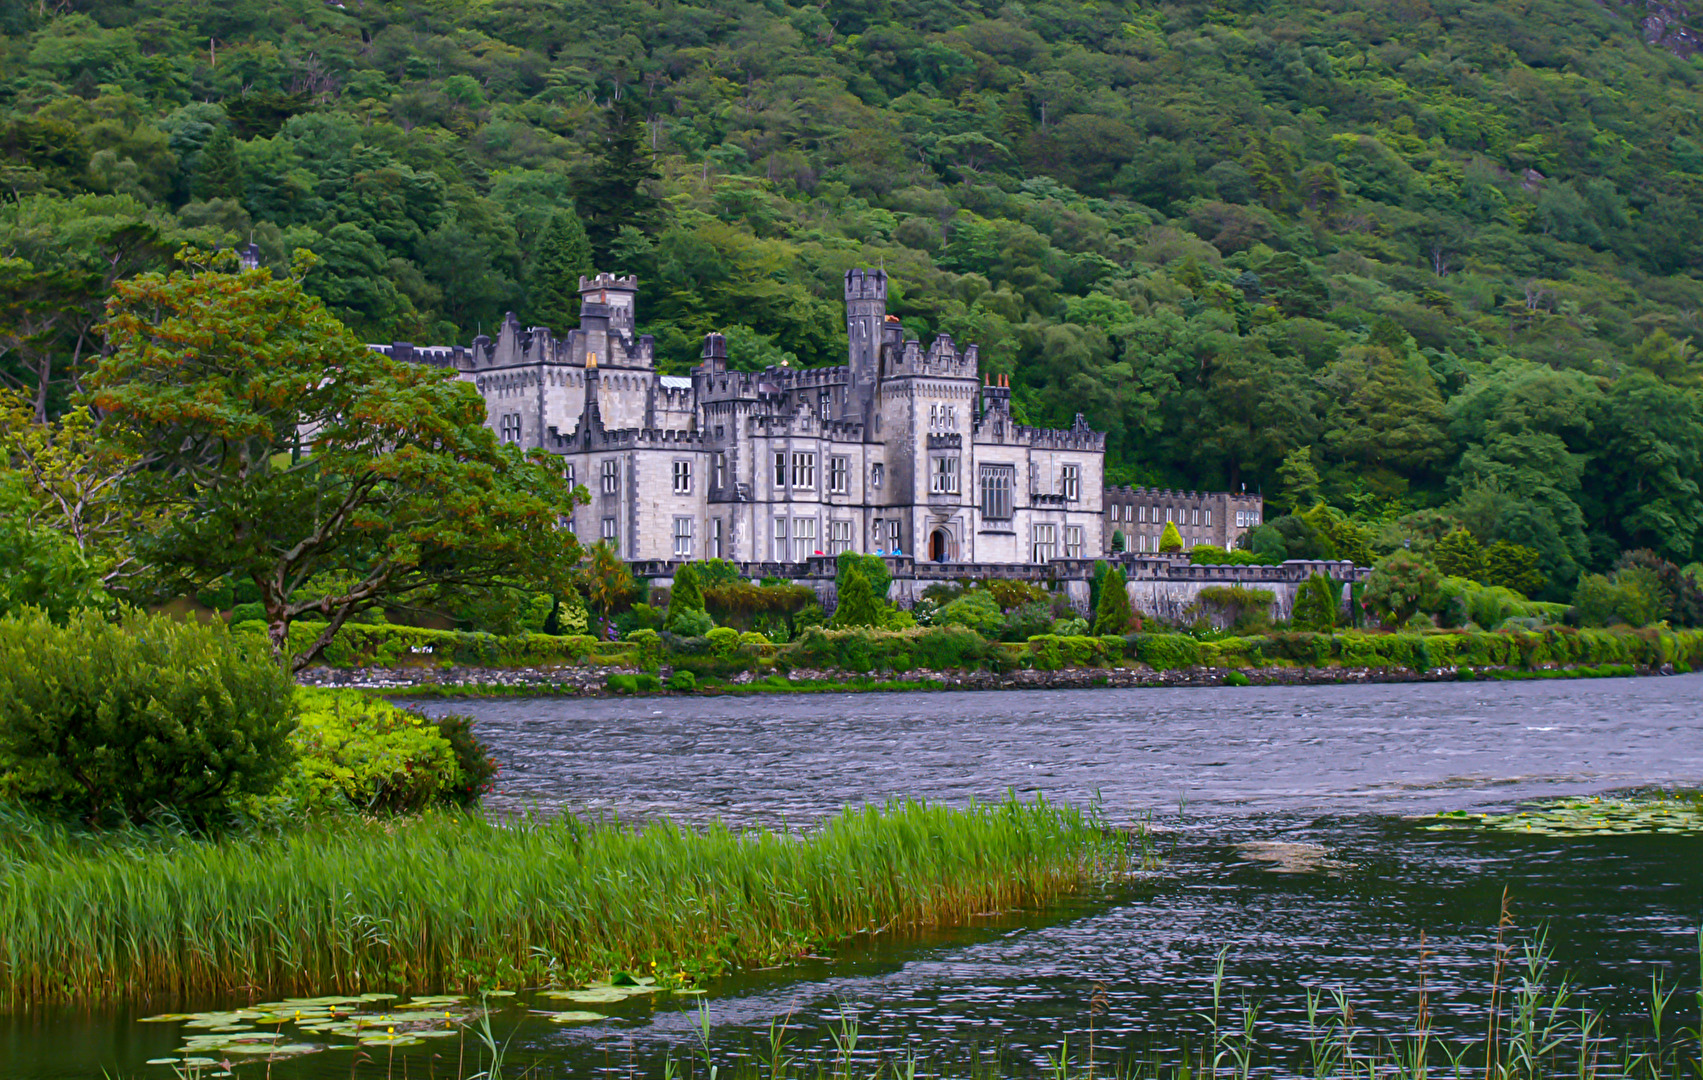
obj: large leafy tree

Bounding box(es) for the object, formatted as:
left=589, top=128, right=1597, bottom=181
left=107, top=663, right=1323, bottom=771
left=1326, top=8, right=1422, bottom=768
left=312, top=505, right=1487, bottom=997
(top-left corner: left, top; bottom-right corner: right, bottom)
left=90, top=251, right=586, bottom=672
left=528, top=208, right=594, bottom=332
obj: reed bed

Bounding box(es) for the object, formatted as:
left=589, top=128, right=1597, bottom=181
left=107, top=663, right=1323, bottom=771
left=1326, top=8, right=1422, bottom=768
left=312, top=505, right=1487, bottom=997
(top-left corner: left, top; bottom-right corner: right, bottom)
left=0, top=795, right=1125, bottom=1006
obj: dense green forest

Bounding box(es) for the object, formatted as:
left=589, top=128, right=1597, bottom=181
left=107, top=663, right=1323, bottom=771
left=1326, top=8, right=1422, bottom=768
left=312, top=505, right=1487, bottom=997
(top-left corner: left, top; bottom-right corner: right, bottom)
left=3, top=0, right=1703, bottom=596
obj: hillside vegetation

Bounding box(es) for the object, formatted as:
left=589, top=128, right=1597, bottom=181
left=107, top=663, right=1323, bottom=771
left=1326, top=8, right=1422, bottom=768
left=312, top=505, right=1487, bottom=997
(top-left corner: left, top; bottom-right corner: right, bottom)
left=3, top=0, right=1703, bottom=593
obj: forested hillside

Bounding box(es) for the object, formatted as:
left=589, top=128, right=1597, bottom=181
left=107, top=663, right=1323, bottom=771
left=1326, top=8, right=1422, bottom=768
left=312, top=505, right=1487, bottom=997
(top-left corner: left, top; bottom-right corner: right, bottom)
left=4, top=0, right=1703, bottom=595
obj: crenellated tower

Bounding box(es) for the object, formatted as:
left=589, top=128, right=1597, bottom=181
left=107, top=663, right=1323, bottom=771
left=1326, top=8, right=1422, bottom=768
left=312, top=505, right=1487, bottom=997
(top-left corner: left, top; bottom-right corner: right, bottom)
left=844, top=268, right=886, bottom=389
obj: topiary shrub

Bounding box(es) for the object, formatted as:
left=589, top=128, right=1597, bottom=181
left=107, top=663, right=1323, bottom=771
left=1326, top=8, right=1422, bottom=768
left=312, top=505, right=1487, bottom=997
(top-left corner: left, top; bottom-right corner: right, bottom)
left=830, top=566, right=885, bottom=628
left=0, top=609, right=296, bottom=826
left=1094, top=568, right=1132, bottom=634
left=667, top=608, right=715, bottom=638
left=1223, top=670, right=1252, bottom=686
left=666, top=669, right=698, bottom=691
left=1158, top=521, right=1184, bottom=553
left=705, top=626, right=740, bottom=660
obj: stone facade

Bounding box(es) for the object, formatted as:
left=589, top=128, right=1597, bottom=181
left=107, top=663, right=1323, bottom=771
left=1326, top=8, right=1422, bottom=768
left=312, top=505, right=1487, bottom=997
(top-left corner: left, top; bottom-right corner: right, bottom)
left=1105, top=485, right=1265, bottom=554
left=374, top=270, right=1105, bottom=564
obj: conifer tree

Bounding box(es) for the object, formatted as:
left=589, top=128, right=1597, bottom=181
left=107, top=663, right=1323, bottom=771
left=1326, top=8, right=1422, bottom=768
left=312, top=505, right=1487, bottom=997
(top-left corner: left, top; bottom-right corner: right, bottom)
left=1093, top=567, right=1131, bottom=634
left=1291, top=572, right=1338, bottom=632
left=1431, top=528, right=1485, bottom=580
left=831, top=566, right=882, bottom=628
left=573, top=102, right=663, bottom=260
left=529, top=208, right=593, bottom=332
left=666, top=562, right=706, bottom=631
left=193, top=127, right=243, bottom=201
left=1158, top=520, right=1184, bottom=553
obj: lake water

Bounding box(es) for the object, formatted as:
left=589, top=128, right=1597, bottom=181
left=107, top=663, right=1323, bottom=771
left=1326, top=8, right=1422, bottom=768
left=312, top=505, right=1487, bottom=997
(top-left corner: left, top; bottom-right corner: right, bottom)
left=5, top=675, right=1702, bottom=1078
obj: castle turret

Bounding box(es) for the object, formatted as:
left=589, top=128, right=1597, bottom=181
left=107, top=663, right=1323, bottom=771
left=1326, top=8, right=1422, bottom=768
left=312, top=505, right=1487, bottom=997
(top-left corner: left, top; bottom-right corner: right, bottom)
left=579, top=273, right=638, bottom=336
left=844, top=268, right=886, bottom=389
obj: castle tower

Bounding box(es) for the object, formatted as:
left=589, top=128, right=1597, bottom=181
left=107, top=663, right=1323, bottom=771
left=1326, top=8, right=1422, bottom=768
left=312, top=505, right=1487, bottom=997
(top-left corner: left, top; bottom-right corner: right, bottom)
left=844, top=268, right=886, bottom=389
left=579, top=273, right=638, bottom=336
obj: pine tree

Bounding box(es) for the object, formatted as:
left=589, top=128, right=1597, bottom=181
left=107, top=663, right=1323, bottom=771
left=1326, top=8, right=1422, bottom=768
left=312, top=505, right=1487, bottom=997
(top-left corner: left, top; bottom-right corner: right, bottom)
left=1158, top=520, right=1184, bottom=553
left=831, top=566, right=883, bottom=628
left=1291, top=573, right=1338, bottom=632
left=573, top=102, right=663, bottom=261
left=666, top=562, right=706, bottom=631
left=529, top=208, right=593, bottom=332
left=1093, top=567, right=1131, bottom=634
left=193, top=127, right=243, bottom=202
left=1485, top=541, right=1546, bottom=598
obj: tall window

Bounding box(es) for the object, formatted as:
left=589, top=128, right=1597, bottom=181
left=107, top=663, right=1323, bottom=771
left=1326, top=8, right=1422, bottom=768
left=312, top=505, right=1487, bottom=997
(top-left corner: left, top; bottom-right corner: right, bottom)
left=672, top=516, right=694, bottom=557
left=1204, top=508, right=1212, bottom=526
left=791, top=452, right=816, bottom=489
left=565, top=464, right=576, bottom=489
left=498, top=413, right=522, bottom=443
left=773, top=517, right=788, bottom=561
left=600, top=459, right=619, bottom=494
left=979, top=465, right=1014, bottom=519
left=672, top=459, right=692, bottom=494
left=710, top=517, right=723, bottom=558
left=1061, top=464, right=1080, bottom=500
left=871, top=463, right=884, bottom=489
left=774, top=452, right=787, bottom=492
left=1065, top=525, right=1084, bottom=558
left=793, top=517, right=817, bottom=560
left=887, top=519, right=902, bottom=551
left=1191, top=508, right=1199, bottom=525
left=1236, top=511, right=1245, bottom=528
left=828, top=520, right=852, bottom=554
left=828, top=456, right=848, bottom=493
left=1032, top=523, right=1057, bottom=563
left=930, top=455, right=959, bottom=494
left=714, top=453, right=726, bottom=491
left=1140, top=534, right=1149, bottom=552
left=601, top=516, right=618, bottom=552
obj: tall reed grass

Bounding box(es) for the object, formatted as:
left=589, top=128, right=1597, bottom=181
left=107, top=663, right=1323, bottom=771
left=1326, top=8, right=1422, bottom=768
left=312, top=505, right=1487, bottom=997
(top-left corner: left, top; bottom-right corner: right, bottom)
left=0, top=795, right=1126, bottom=1006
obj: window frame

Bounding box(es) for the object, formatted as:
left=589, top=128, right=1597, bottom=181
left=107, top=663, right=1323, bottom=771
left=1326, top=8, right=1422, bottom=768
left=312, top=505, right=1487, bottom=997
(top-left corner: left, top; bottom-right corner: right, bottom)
left=791, top=451, right=816, bottom=490
left=1031, top=523, right=1058, bottom=563
left=792, top=516, right=817, bottom=561
left=600, top=459, right=620, bottom=495
left=672, top=459, right=692, bottom=495
left=772, top=516, right=788, bottom=561
left=1061, top=463, right=1080, bottom=501
left=828, top=455, right=849, bottom=494
left=979, top=464, right=1015, bottom=520
left=672, top=516, right=694, bottom=558
left=1065, top=525, right=1084, bottom=558
left=930, top=455, right=960, bottom=495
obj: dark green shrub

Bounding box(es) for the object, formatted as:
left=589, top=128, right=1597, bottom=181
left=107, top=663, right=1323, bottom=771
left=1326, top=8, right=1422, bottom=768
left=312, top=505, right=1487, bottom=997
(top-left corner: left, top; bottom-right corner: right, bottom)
left=1028, top=635, right=1065, bottom=670
left=634, top=673, right=663, bottom=692
left=705, top=626, right=740, bottom=660
left=605, top=673, right=638, bottom=694
left=667, top=669, right=697, bottom=691
left=0, top=609, right=296, bottom=826
left=1223, top=670, right=1252, bottom=686
left=1291, top=574, right=1338, bottom=632
left=1093, top=568, right=1131, bottom=634
left=1001, top=601, right=1054, bottom=641
left=831, top=567, right=885, bottom=628
left=626, top=628, right=663, bottom=671
left=230, top=601, right=267, bottom=625
left=431, top=710, right=498, bottom=807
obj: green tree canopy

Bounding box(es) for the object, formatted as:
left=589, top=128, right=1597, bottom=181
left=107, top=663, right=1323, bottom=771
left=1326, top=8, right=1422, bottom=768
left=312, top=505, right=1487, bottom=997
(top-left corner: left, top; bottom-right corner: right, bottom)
left=90, top=251, right=585, bottom=672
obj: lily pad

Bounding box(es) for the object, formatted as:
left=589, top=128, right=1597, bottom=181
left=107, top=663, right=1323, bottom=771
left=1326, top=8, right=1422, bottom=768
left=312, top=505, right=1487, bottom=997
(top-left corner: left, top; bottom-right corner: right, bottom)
left=1428, top=794, right=1703, bottom=836
left=360, top=1033, right=424, bottom=1047
left=138, top=1014, right=198, bottom=1024
left=538, top=1010, right=606, bottom=1023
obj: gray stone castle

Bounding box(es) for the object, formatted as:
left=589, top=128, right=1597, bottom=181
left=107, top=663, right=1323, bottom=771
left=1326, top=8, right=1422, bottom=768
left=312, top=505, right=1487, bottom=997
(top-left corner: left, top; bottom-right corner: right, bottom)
left=374, top=269, right=1109, bottom=565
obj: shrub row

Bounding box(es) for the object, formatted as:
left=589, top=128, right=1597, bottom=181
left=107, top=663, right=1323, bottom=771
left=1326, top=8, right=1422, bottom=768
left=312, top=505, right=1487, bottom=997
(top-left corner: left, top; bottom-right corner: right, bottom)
left=269, top=619, right=1703, bottom=678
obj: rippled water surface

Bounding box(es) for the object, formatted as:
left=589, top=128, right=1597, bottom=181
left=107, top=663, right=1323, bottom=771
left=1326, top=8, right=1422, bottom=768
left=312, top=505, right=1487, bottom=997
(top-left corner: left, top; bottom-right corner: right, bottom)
left=5, top=675, right=1702, bottom=1078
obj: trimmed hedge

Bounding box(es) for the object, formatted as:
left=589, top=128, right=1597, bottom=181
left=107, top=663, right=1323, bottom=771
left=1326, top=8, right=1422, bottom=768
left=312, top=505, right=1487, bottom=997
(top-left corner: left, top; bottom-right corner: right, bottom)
left=253, top=618, right=1703, bottom=680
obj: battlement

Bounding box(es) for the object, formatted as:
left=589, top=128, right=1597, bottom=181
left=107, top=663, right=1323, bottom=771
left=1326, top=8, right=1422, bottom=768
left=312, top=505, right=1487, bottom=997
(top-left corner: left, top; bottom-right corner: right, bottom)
left=1107, top=485, right=1263, bottom=504
left=370, top=342, right=468, bottom=369
left=844, top=267, right=887, bottom=302
left=580, top=273, right=637, bottom=293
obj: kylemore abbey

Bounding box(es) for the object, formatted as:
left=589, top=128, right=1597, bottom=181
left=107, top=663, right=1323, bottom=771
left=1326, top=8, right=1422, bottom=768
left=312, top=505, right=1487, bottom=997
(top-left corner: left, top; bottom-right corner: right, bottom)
left=372, top=270, right=1264, bottom=567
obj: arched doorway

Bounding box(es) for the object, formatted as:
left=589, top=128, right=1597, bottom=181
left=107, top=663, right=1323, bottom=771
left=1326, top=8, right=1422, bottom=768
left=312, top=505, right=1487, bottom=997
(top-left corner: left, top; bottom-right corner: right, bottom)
left=929, top=529, right=949, bottom=562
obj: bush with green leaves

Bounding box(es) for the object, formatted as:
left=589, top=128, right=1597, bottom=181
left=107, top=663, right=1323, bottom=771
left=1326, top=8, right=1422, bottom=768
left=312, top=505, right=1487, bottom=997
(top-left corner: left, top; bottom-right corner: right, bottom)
left=264, top=689, right=468, bottom=815
left=1195, top=586, right=1276, bottom=633
left=1001, top=600, right=1056, bottom=641
left=666, top=669, right=698, bottom=691
left=1484, top=541, right=1547, bottom=598
left=0, top=609, right=296, bottom=826
left=1158, top=521, right=1184, bottom=552
left=1363, top=553, right=1442, bottom=629
left=935, top=590, right=1004, bottom=635
left=665, top=563, right=708, bottom=633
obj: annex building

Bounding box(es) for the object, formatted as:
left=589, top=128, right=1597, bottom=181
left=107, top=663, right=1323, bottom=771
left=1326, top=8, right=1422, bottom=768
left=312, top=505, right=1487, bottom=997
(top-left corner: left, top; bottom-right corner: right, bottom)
left=373, top=269, right=1109, bottom=565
